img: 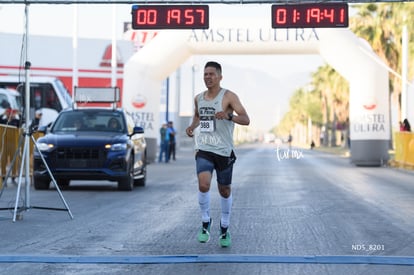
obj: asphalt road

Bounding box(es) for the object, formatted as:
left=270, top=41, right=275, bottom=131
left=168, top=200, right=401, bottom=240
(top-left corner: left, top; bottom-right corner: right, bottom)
left=1, top=143, right=414, bottom=275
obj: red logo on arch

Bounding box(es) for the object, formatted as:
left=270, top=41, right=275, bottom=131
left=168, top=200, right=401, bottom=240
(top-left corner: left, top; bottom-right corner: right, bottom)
left=132, top=94, right=147, bottom=109
left=363, top=104, right=377, bottom=110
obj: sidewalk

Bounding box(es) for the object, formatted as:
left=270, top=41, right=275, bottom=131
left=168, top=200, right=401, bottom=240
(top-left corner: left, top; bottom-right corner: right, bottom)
left=313, top=146, right=350, bottom=157
left=312, top=145, right=410, bottom=170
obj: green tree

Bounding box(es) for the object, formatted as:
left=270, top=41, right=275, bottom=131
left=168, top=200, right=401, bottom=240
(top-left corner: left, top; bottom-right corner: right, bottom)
left=275, top=87, right=323, bottom=139
left=310, top=65, right=348, bottom=146
left=351, top=3, right=414, bottom=122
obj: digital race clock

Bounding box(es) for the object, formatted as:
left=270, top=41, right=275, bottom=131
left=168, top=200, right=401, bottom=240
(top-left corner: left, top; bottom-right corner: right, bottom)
left=271, top=3, right=348, bottom=28
left=131, top=5, right=209, bottom=29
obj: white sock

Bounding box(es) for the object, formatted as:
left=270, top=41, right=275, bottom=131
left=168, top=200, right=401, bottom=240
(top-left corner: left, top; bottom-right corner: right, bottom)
left=198, top=191, right=210, bottom=223
left=220, top=193, right=232, bottom=228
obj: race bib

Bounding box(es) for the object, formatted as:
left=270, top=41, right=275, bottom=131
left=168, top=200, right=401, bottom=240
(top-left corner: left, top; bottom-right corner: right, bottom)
left=200, top=116, right=215, bottom=132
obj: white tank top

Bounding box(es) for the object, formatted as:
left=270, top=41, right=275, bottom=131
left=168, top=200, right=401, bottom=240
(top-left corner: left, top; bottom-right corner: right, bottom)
left=195, top=88, right=234, bottom=157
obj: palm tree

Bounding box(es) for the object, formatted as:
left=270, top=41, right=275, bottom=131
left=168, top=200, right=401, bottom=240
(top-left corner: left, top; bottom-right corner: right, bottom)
left=351, top=3, right=414, bottom=123
left=310, top=65, right=348, bottom=146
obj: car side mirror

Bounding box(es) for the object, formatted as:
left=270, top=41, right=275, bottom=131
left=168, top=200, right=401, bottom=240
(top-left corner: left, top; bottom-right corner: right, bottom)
left=37, top=125, right=48, bottom=134
left=133, top=126, right=144, bottom=135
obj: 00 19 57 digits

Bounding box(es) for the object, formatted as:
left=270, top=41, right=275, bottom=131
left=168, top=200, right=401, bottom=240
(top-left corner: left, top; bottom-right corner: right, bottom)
left=131, top=5, right=209, bottom=29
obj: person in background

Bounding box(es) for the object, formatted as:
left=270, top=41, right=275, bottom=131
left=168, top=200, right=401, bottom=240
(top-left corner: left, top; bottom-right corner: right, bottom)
left=31, top=109, right=42, bottom=131
left=168, top=121, right=176, bottom=161
left=108, top=118, right=121, bottom=131
left=402, top=118, right=411, bottom=132
left=186, top=61, right=250, bottom=247
left=0, top=100, right=20, bottom=127
left=288, top=133, right=293, bottom=150
left=158, top=123, right=170, bottom=163
left=0, top=100, right=10, bottom=125
left=73, top=118, right=84, bottom=130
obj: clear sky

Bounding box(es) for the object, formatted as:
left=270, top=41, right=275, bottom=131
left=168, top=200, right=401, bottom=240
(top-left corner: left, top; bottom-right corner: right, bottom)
left=0, top=3, right=325, bottom=132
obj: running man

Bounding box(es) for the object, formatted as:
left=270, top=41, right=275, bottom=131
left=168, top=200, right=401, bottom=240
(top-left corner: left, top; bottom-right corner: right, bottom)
left=186, top=61, right=250, bottom=247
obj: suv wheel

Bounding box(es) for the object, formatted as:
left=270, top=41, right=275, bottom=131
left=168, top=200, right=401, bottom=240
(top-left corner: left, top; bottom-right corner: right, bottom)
left=57, top=179, right=70, bottom=189
left=118, top=158, right=133, bottom=191
left=34, top=177, right=51, bottom=190
left=134, top=165, right=146, bottom=187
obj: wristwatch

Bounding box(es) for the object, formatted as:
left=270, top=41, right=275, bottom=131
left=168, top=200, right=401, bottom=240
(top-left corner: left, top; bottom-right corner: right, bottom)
left=227, top=113, right=234, bottom=121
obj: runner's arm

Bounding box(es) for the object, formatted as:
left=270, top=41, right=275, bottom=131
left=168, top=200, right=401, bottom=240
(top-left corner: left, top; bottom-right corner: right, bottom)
left=186, top=96, right=200, bottom=137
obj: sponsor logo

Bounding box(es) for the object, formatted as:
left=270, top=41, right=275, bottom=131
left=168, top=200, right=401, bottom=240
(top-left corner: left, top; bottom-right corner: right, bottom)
left=132, top=94, right=147, bottom=109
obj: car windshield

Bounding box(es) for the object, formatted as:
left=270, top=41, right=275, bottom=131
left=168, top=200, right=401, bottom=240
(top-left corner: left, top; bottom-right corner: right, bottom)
left=52, top=110, right=125, bottom=133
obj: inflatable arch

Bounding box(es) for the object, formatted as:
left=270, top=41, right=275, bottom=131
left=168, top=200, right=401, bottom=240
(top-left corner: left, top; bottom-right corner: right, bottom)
left=123, top=20, right=390, bottom=166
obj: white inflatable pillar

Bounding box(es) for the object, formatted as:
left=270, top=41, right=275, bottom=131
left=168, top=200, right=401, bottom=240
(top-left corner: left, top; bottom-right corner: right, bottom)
left=123, top=31, right=192, bottom=162
left=319, top=29, right=390, bottom=165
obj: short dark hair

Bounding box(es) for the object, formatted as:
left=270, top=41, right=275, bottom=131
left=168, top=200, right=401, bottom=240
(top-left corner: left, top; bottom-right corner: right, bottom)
left=204, top=61, right=222, bottom=75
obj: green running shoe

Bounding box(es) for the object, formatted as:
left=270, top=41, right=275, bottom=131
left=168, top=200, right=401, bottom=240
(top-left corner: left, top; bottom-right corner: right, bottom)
left=219, top=227, right=231, bottom=247
left=197, top=218, right=212, bottom=243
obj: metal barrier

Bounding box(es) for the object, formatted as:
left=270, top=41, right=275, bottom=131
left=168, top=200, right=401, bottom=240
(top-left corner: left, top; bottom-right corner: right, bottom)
left=0, top=125, right=43, bottom=188
left=393, top=131, right=414, bottom=167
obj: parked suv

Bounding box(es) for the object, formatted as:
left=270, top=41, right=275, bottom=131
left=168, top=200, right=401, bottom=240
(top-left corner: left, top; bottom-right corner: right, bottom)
left=33, top=108, right=147, bottom=191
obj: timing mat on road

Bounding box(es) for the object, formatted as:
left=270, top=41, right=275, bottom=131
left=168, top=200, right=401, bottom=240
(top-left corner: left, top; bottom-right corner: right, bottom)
left=0, top=255, right=414, bottom=266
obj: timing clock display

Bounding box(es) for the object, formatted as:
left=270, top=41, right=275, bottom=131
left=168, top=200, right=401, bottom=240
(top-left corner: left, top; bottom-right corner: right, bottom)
left=131, top=5, right=209, bottom=29
left=272, top=3, right=349, bottom=28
